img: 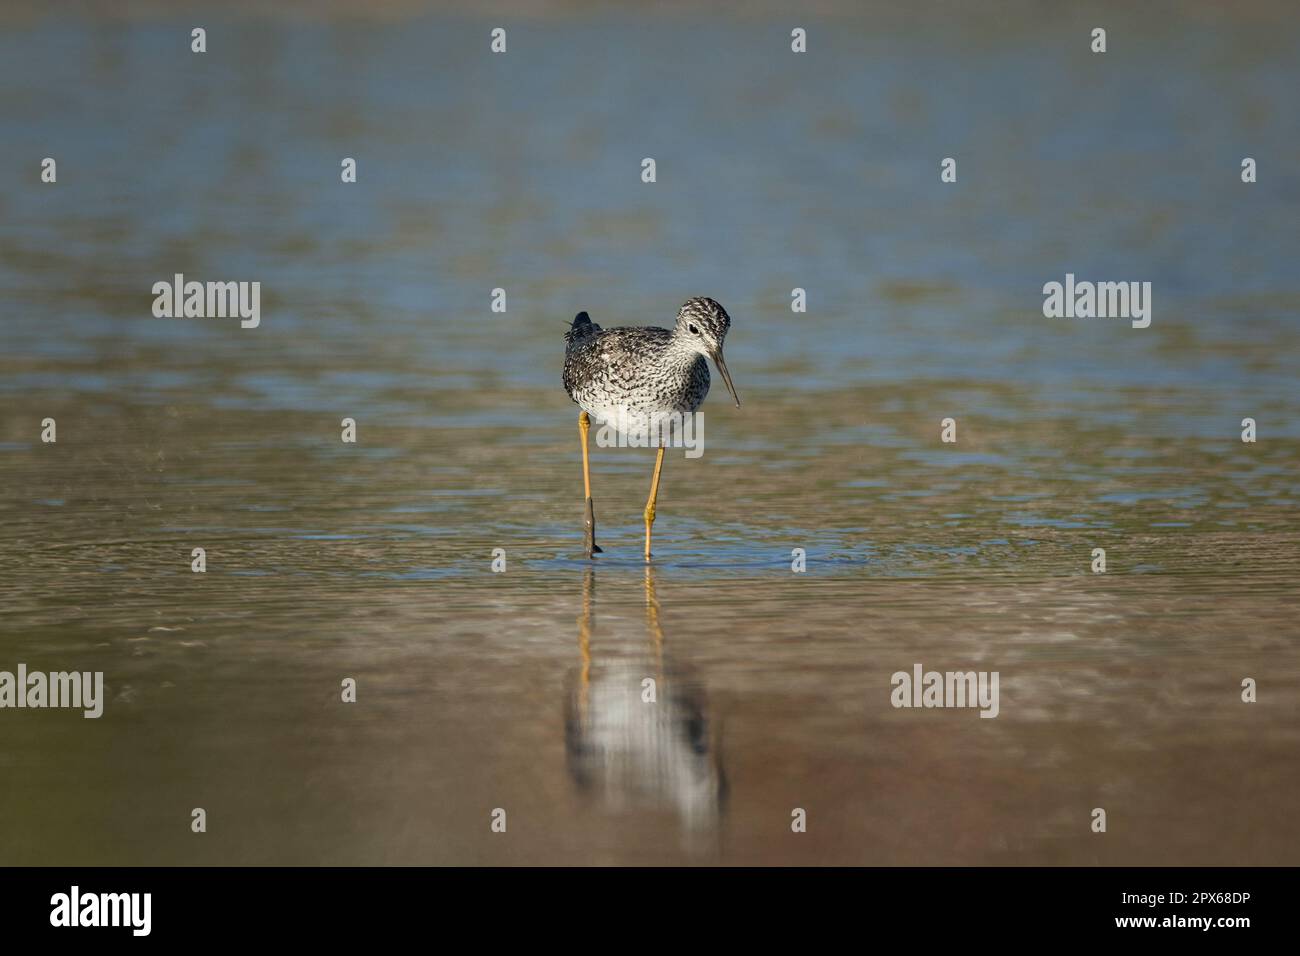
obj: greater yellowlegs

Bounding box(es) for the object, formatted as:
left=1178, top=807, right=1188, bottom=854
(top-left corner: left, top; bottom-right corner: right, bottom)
left=562, top=296, right=740, bottom=560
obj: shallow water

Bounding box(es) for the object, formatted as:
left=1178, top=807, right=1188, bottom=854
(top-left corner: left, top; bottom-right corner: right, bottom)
left=1, top=3, right=1298, bottom=865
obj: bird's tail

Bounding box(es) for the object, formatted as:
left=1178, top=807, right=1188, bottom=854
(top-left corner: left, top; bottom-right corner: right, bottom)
left=564, top=310, right=600, bottom=343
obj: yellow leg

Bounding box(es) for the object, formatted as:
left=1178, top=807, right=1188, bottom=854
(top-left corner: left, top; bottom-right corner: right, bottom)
left=579, top=412, right=601, bottom=556
left=644, top=446, right=666, bottom=562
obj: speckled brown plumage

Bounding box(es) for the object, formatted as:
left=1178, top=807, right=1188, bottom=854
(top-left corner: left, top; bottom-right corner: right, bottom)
left=562, top=297, right=738, bottom=429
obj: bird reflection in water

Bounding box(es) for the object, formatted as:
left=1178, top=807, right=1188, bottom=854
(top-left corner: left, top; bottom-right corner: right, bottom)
left=565, top=567, right=726, bottom=845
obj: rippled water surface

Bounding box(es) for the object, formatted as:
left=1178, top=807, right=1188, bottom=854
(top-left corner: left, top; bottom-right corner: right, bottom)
left=1, top=2, right=1298, bottom=865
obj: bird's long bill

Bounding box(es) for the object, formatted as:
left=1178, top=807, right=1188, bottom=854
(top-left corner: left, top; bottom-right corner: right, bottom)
left=710, top=348, right=741, bottom=408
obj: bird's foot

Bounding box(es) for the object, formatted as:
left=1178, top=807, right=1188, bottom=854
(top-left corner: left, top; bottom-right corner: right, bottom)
left=583, top=497, right=601, bottom=558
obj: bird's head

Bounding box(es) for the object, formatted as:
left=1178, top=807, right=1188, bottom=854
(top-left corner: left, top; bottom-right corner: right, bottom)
left=675, top=297, right=740, bottom=408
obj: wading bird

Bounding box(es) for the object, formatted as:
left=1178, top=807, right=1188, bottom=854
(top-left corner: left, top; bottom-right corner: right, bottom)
left=562, top=297, right=740, bottom=561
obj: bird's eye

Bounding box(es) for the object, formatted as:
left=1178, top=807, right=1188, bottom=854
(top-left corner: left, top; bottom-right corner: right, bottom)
left=688, top=324, right=699, bottom=335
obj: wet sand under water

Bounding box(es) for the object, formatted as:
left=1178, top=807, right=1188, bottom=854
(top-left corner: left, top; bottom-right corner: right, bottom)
left=1, top=387, right=1297, bottom=865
